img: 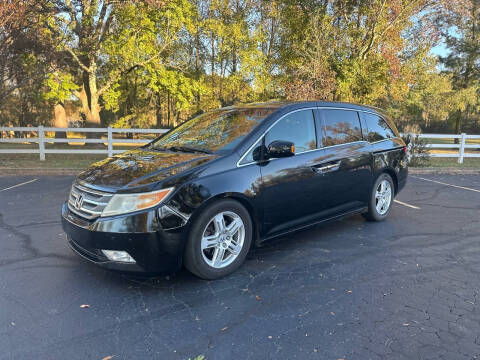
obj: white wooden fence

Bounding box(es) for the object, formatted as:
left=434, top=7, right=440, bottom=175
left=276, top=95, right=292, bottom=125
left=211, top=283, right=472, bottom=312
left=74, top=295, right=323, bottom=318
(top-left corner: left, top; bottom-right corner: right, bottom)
left=1, top=127, right=479, bottom=163
left=412, top=133, right=480, bottom=164
left=0, top=126, right=168, bottom=160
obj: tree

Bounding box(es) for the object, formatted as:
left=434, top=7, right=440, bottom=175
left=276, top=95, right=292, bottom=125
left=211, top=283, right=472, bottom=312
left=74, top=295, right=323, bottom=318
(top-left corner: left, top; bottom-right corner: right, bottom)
left=102, top=0, right=200, bottom=128
left=440, top=0, right=480, bottom=133
left=46, top=0, right=193, bottom=127
left=0, top=0, right=52, bottom=124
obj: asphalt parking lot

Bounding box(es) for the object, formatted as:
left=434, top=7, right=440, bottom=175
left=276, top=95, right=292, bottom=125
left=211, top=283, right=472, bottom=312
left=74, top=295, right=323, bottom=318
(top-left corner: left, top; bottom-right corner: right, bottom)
left=1, top=174, right=480, bottom=360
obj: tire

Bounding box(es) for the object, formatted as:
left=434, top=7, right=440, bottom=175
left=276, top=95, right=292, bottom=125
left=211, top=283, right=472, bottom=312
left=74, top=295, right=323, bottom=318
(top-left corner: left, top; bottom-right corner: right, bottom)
left=184, top=199, right=253, bottom=280
left=363, top=173, right=394, bottom=222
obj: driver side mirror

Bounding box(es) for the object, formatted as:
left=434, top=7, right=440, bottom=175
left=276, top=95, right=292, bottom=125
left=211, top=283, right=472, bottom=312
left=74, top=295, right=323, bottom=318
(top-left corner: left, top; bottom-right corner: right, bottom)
left=266, top=140, right=295, bottom=158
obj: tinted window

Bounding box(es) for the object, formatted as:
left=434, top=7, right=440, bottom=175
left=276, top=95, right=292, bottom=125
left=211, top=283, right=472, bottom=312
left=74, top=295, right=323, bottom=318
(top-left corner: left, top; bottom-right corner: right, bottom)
left=265, top=110, right=316, bottom=154
left=364, top=113, right=396, bottom=142
left=321, top=109, right=362, bottom=146
left=152, top=107, right=276, bottom=153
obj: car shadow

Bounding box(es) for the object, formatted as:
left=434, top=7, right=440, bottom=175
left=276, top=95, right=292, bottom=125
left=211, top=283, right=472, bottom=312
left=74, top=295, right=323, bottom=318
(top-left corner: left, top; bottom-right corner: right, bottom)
left=91, top=213, right=369, bottom=292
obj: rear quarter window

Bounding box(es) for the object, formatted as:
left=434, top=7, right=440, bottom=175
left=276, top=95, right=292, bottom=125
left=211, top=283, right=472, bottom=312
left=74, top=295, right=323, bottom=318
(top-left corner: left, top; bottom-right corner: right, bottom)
left=364, top=113, right=396, bottom=142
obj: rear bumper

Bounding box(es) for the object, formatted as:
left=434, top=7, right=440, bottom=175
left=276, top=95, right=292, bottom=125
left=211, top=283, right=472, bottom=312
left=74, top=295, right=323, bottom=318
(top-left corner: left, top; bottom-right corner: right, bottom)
left=397, top=166, right=408, bottom=193
left=61, top=203, right=187, bottom=273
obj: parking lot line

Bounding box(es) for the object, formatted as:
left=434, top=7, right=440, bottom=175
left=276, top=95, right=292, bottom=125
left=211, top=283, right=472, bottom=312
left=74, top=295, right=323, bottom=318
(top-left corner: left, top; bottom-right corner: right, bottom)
left=394, top=199, right=420, bottom=209
left=0, top=178, right=37, bottom=192
left=412, top=176, right=480, bottom=194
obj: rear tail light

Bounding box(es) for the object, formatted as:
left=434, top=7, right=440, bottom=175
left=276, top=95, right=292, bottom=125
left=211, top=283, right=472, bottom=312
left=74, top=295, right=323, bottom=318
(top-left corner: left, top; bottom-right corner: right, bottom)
left=403, top=146, right=407, bottom=154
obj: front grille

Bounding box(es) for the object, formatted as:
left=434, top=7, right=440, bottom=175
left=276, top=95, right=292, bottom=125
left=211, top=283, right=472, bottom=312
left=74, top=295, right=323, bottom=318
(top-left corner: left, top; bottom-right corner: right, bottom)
left=67, top=182, right=113, bottom=220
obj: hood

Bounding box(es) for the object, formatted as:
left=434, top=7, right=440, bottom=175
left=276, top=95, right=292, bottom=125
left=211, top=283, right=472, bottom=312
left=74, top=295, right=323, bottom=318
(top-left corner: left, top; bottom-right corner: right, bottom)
left=76, top=149, right=219, bottom=190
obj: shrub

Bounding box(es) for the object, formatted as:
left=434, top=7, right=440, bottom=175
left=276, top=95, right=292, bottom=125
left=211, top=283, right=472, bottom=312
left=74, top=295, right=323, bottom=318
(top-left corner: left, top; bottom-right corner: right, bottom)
left=402, top=133, right=430, bottom=167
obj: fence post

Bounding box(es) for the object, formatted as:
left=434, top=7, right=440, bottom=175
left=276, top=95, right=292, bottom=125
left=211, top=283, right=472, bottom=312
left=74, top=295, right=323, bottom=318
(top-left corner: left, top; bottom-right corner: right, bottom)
left=107, top=127, right=113, bottom=157
left=458, top=132, right=466, bottom=164
left=38, top=125, right=45, bottom=161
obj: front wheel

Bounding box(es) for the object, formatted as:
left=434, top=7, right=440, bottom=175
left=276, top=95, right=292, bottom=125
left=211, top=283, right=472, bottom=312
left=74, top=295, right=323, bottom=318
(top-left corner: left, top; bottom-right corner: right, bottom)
left=184, top=199, right=252, bottom=280
left=363, top=173, right=394, bottom=221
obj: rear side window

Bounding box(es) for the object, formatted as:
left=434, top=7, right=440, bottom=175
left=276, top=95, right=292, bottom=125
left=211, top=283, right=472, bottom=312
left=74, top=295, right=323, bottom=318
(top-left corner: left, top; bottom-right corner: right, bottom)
left=320, top=109, right=362, bottom=146
left=364, top=113, right=396, bottom=142
left=265, top=109, right=317, bottom=154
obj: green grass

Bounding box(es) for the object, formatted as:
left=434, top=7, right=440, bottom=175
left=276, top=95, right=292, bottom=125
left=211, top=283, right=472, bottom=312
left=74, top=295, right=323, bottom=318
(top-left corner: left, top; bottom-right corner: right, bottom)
left=0, top=142, right=140, bottom=169
left=0, top=142, right=140, bottom=151
left=0, top=153, right=107, bottom=169
left=422, top=138, right=480, bottom=145
left=411, top=157, right=480, bottom=168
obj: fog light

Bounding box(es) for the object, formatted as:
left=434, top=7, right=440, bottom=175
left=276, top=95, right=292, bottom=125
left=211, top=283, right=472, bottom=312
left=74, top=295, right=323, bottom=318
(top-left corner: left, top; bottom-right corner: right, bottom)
left=101, top=250, right=136, bottom=263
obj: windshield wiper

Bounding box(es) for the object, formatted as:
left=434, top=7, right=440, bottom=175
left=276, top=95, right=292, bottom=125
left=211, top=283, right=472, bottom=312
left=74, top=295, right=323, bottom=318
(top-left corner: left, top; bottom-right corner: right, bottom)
left=168, top=146, right=213, bottom=154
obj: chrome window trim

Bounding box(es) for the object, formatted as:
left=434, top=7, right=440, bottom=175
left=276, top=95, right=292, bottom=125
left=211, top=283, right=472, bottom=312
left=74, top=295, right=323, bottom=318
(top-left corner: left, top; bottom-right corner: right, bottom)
left=236, top=106, right=382, bottom=168
left=373, top=145, right=405, bottom=154
left=370, top=138, right=393, bottom=145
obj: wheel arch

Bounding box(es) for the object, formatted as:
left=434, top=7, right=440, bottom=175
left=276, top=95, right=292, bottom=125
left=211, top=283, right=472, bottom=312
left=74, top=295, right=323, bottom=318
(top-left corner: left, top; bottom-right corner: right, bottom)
left=379, top=168, right=398, bottom=195
left=187, top=192, right=261, bottom=245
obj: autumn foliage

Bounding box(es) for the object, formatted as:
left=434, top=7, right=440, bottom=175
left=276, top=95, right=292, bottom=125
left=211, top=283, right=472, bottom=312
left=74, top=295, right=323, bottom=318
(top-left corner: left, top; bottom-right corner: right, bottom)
left=0, top=0, right=478, bottom=134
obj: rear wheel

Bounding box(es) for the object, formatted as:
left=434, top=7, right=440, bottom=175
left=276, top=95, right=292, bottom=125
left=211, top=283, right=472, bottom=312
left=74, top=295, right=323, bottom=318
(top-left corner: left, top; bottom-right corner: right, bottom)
left=363, top=173, right=394, bottom=221
left=184, top=199, right=252, bottom=279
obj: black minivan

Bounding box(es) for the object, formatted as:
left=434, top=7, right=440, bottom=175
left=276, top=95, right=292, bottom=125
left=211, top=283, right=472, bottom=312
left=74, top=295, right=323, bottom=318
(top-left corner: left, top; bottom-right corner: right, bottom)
left=62, top=101, right=408, bottom=279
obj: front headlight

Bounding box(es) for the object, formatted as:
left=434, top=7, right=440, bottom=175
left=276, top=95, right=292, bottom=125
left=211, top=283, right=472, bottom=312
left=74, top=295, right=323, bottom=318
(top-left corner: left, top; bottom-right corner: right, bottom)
left=101, top=187, right=174, bottom=217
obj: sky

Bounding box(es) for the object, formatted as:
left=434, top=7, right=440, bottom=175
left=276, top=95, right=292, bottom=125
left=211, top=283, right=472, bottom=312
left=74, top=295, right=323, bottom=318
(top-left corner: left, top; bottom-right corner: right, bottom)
left=431, top=42, right=450, bottom=58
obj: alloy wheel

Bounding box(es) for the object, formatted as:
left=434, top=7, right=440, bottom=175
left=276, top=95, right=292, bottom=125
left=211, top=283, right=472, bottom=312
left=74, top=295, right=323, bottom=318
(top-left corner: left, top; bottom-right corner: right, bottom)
left=375, top=179, right=392, bottom=215
left=200, top=211, right=245, bottom=269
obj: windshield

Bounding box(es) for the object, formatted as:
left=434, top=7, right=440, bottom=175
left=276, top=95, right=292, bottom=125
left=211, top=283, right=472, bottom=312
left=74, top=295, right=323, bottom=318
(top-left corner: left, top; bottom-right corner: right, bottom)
left=151, top=107, right=276, bottom=153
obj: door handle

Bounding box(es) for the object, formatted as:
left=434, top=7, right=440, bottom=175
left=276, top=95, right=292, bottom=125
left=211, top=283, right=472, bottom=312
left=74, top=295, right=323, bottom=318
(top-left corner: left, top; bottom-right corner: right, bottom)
left=311, top=161, right=341, bottom=173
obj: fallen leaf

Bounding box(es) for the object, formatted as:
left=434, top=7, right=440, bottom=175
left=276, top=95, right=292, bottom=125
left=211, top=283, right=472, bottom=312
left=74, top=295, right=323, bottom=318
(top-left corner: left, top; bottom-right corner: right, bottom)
left=221, top=326, right=228, bottom=331
left=255, top=295, right=261, bottom=301
left=102, top=356, right=115, bottom=360
left=330, top=312, right=335, bottom=316
left=10, top=322, right=15, bottom=326
left=80, top=304, right=90, bottom=308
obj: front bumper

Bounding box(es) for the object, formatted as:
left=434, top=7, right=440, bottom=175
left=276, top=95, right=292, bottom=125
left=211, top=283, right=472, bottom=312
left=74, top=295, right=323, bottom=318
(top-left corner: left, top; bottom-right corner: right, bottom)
left=61, top=203, right=188, bottom=273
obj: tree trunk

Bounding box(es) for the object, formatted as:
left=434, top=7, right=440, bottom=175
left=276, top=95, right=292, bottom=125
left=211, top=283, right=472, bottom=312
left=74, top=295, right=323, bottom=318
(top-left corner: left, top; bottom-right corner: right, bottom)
left=211, top=31, right=215, bottom=95
left=54, top=103, right=67, bottom=139
left=454, top=111, right=462, bottom=144
left=155, top=92, right=163, bottom=128
left=167, top=91, right=171, bottom=127
left=195, top=29, right=201, bottom=110
left=86, top=71, right=101, bottom=126
left=78, top=71, right=102, bottom=141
